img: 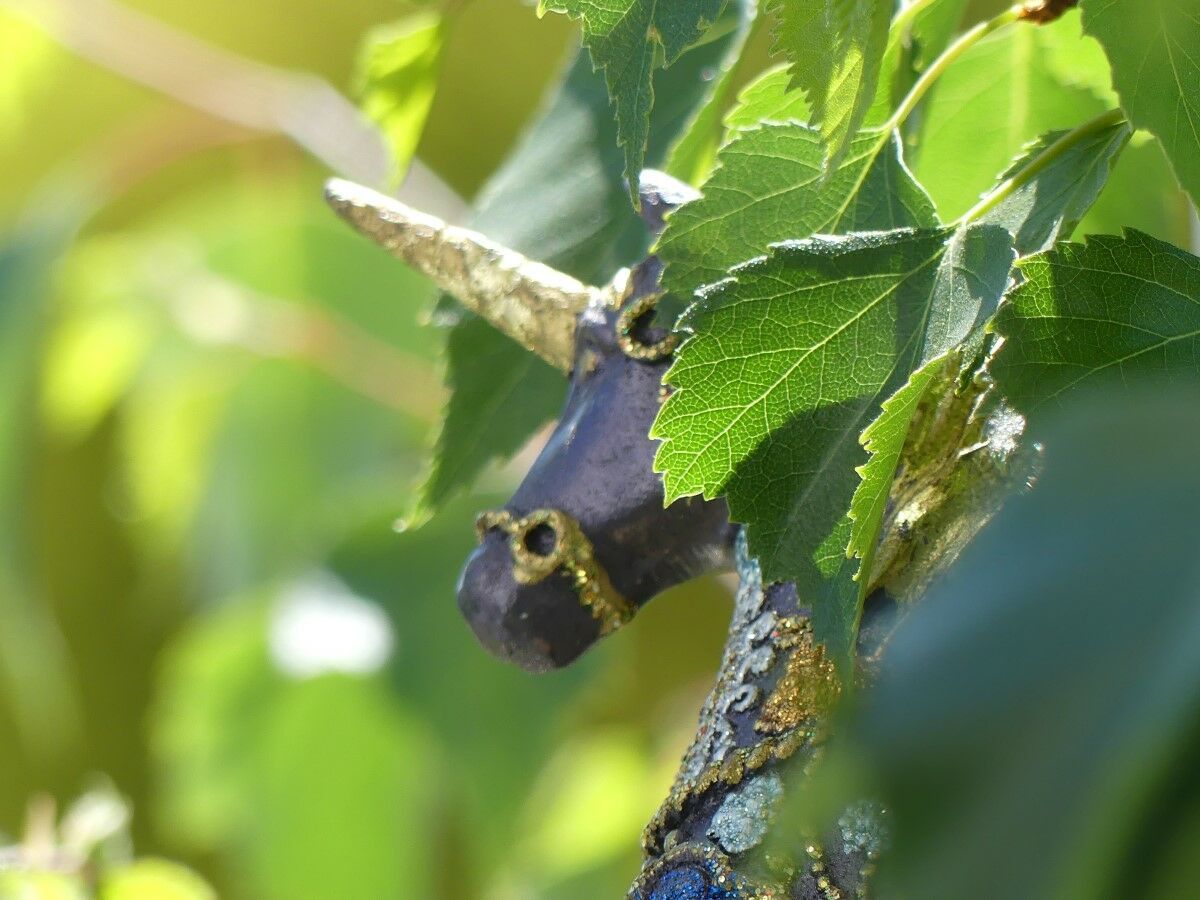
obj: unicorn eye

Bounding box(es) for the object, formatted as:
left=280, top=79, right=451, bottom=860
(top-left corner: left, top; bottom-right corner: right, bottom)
left=617, top=292, right=678, bottom=362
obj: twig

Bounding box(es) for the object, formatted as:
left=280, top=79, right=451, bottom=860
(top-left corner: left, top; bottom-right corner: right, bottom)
left=1, top=0, right=464, bottom=219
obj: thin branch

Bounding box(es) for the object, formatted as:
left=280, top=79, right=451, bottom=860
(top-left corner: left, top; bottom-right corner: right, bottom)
left=162, top=269, right=446, bottom=421
left=1, top=0, right=465, bottom=219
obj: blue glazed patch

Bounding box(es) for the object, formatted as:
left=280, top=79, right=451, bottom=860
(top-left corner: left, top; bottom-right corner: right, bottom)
left=642, top=861, right=744, bottom=900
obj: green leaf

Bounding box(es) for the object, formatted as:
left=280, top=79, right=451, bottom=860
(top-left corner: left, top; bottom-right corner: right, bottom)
left=991, top=230, right=1200, bottom=420
left=356, top=13, right=446, bottom=184
left=418, top=25, right=749, bottom=522
left=846, top=355, right=948, bottom=593
left=721, top=65, right=811, bottom=131
left=101, top=860, right=217, bottom=900
left=153, top=588, right=439, bottom=900
left=418, top=317, right=564, bottom=519
left=848, top=222, right=1012, bottom=600
left=653, top=225, right=1011, bottom=658
left=657, top=124, right=937, bottom=301
left=854, top=386, right=1200, bottom=900
left=1082, top=0, right=1200, bottom=207
left=977, top=119, right=1130, bottom=257
left=913, top=9, right=1114, bottom=220
left=539, top=0, right=729, bottom=197
left=663, top=1, right=759, bottom=185
left=769, top=0, right=893, bottom=166
left=867, top=0, right=969, bottom=124
left=1078, top=130, right=1192, bottom=246
left=0, top=872, right=87, bottom=900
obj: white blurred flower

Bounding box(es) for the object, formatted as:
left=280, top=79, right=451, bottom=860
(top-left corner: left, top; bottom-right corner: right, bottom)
left=269, top=572, right=395, bottom=679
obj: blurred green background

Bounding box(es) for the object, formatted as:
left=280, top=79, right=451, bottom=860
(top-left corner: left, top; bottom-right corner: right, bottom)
left=0, top=1, right=738, bottom=897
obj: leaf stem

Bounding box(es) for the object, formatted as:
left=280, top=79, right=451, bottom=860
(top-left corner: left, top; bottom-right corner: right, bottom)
left=881, top=3, right=1024, bottom=135
left=888, top=0, right=943, bottom=39
left=957, top=107, right=1129, bottom=225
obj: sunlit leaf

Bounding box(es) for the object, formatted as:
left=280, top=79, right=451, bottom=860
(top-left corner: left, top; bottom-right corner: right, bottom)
left=653, top=225, right=1011, bottom=661
left=657, top=120, right=936, bottom=302
left=868, top=0, right=969, bottom=124
left=913, top=10, right=1114, bottom=220
left=1082, top=0, right=1200, bottom=207
left=769, top=0, right=893, bottom=166
left=101, top=859, right=216, bottom=900
left=848, top=356, right=949, bottom=600
left=721, top=65, right=811, bottom=131
left=357, top=13, right=446, bottom=184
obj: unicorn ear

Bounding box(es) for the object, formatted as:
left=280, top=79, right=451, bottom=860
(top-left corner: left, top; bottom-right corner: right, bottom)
left=324, top=178, right=603, bottom=373
left=636, top=169, right=701, bottom=236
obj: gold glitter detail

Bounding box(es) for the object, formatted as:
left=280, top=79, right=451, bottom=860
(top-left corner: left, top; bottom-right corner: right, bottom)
left=325, top=178, right=599, bottom=373
left=856, top=862, right=876, bottom=900
left=806, top=843, right=843, bottom=900
left=630, top=844, right=782, bottom=900
left=475, top=508, right=633, bottom=635
left=641, top=729, right=813, bottom=856
left=617, top=292, right=679, bottom=362
left=755, top=618, right=841, bottom=735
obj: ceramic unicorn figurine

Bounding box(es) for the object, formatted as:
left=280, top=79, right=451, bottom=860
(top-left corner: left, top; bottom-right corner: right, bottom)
left=326, top=172, right=891, bottom=898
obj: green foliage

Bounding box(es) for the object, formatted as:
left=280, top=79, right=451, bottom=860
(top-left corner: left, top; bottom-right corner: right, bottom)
left=0, top=786, right=217, bottom=899
left=663, top=1, right=759, bottom=185
left=7, top=0, right=1200, bottom=896
left=356, top=13, right=446, bottom=183
left=978, top=119, right=1130, bottom=257
left=849, top=387, right=1200, bottom=899
left=991, top=230, right=1200, bottom=421
left=657, top=120, right=936, bottom=302
left=769, top=0, right=892, bottom=166
left=868, top=0, right=968, bottom=122
left=912, top=10, right=1115, bottom=220
left=653, top=225, right=1012, bottom=661
left=1082, top=0, right=1200, bottom=208
left=539, top=0, right=729, bottom=196
left=846, top=354, right=950, bottom=597
left=418, top=18, right=748, bottom=522
left=101, top=860, right=217, bottom=900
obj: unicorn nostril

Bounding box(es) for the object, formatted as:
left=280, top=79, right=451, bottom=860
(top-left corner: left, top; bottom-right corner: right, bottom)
left=456, top=533, right=603, bottom=673
left=522, top=522, right=558, bottom=557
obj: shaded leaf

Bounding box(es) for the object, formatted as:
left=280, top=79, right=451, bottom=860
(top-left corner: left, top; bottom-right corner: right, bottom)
left=770, top=0, right=893, bottom=166
left=664, top=1, right=759, bottom=185
left=979, top=118, right=1130, bottom=257
left=419, top=317, right=563, bottom=519
left=848, top=222, right=1012, bottom=607
left=991, top=230, right=1200, bottom=420
left=539, top=0, right=729, bottom=196
left=857, top=386, right=1200, bottom=900
left=1082, top=0, right=1200, bottom=207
